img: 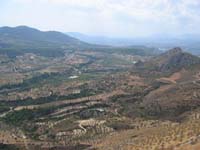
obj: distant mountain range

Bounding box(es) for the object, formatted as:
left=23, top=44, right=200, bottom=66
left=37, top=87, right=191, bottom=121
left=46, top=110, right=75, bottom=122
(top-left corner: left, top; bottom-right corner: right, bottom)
left=67, top=32, right=200, bottom=55
left=67, top=32, right=144, bottom=46
left=0, top=26, right=160, bottom=57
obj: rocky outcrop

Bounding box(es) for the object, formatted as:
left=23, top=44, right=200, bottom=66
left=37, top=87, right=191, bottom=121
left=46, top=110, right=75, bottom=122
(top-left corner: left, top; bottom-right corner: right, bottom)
left=137, top=47, right=200, bottom=73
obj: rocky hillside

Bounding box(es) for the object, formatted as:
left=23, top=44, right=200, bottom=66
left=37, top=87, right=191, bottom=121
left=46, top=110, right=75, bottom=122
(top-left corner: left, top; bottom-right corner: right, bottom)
left=137, top=47, right=200, bottom=73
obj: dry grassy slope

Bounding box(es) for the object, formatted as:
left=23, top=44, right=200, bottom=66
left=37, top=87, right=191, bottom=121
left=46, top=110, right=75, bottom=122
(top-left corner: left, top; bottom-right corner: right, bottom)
left=141, top=67, right=200, bottom=118
left=89, top=110, right=200, bottom=150
left=132, top=48, right=200, bottom=119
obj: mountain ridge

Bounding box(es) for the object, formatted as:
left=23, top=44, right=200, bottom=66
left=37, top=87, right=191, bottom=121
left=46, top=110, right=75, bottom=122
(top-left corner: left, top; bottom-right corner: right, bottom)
left=0, top=26, right=161, bottom=57
left=0, top=26, right=93, bottom=57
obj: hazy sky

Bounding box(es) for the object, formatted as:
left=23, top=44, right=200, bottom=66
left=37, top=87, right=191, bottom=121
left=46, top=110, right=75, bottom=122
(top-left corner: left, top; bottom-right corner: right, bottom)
left=1, top=0, right=200, bottom=37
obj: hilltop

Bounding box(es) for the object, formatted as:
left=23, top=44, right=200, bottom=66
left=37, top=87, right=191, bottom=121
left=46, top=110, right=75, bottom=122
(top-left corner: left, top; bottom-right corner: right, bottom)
left=0, top=26, right=94, bottom=57
left=136, top=47, right=200, bottom=73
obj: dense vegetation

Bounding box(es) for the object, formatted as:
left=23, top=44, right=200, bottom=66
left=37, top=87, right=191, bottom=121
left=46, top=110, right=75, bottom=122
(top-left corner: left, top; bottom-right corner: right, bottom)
left=1, top=88, right=98, bottom=107
left=2, top=108, right=55, bottom=126
left=0, top=103, right=10, bottom=113
left=0, top=72, right=61, bottom=91
left=0, top=144, right=20, bottom=150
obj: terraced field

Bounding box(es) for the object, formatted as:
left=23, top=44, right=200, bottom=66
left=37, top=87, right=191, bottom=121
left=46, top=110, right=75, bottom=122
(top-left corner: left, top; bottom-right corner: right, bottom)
left=0, top=47, right=200, bottom=150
